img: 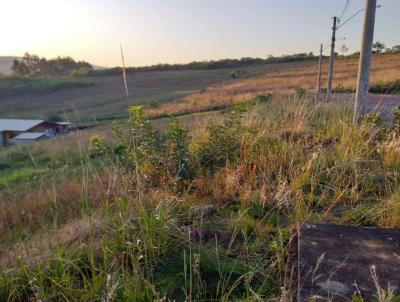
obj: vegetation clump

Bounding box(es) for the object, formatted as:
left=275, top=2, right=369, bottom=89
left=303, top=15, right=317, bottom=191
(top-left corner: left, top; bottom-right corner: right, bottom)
left=331, top=79, right=400, bottom=94
left=89, top=52, right=318, bottom=76
left=12, top=53, right=93, bottom=77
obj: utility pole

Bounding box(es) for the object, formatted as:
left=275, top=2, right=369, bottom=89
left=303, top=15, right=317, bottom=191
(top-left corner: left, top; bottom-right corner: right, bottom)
left=353, top=0, right=377, bottom=124
left=315, top=44, right=323, bottom=102
left=326, top=16, right=337, bottom=101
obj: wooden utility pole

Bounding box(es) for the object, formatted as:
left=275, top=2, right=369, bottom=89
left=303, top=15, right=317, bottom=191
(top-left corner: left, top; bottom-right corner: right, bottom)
left=315, top=44, right=323, bottom=102
left=326, top=17, right=337, bottom=101
left=353, top=0, right=377, bottom=124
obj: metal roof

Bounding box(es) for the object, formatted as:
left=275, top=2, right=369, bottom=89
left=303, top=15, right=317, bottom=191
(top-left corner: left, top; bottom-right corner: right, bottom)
left=13, top=132, right=47, bottom=140
left=0, top=119, right=44, bottom=132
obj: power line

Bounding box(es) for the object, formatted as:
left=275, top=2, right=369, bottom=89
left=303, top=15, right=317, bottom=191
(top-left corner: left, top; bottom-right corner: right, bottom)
left=322, top=37, right=345, bottom=53
left=323, top=42, right=331, bottom=52
left=318, top=1, right=350, bottom=56
left=337, top=8, right=365, bottom=30
left=337, top=4, right=381, bottom=31
left=338, top=0, right=351, bottom=24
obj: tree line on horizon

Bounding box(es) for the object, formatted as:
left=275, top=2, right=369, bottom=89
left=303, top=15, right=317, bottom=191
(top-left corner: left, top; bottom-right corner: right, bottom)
left=4, top=41, right=400, bottom=79
left=11, top=53, right=93, bottom=77
left=88, top=52, right=319, bottom=76
left=89, top=42, right=400, bottom=77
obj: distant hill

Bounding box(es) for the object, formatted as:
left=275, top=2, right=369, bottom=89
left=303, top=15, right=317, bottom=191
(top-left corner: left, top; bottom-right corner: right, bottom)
left=0, top=56, right=19, bottom=75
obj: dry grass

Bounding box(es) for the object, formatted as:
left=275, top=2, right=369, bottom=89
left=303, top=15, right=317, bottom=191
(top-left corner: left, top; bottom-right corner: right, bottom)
left=147, top=53, right=400, bottom=118
left=0, top=217, right=103, bottom=270
left=0, top=171, right=122, bottom=243
left=0, top=125, right=116, bottom=246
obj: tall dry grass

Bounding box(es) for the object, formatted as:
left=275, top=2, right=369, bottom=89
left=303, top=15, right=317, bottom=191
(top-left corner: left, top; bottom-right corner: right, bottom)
left=147, top=53, right=400, bottom=118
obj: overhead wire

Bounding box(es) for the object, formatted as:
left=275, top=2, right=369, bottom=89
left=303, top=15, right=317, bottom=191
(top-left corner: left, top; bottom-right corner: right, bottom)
left=320, top=2, right=350, bottom=55
left=337, top=8, right=366, bottom=30
left=338, top=0, right=351, bottom=24
left=318, top=1, right=351, bottom=55
left=323, top=42, right=331, bottom=52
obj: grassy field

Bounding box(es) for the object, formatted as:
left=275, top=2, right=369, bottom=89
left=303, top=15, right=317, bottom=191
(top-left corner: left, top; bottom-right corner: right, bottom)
left=1, top=53, right=400, bottom=123
left=148, top=52, right=400, bottom=118
left=0, top=76, right=94, bottom=97
left=1, top=97, right=400, bottom=300
left=1, top=53, right=400, bottom=300
left=0, top=62, right=308, bottom=123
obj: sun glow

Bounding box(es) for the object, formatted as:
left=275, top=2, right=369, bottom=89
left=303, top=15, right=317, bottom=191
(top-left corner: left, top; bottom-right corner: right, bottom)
left=0, top=0, right=101, bottom=60
left=1, top=0, right=399, bottom=67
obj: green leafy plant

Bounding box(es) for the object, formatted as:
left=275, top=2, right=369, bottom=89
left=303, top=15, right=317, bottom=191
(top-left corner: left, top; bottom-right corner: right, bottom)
left=147, top=99, right=161, bottom=109
left=295, top=87, right=307, bottom=98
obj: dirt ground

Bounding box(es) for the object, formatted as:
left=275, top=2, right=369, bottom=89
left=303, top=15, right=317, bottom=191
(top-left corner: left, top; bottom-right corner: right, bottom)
left=330, top=93, right=400, bottom=121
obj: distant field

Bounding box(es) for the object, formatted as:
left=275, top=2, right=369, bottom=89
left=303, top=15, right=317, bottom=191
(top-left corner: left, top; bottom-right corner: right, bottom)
left=149, top=52, right=400, bottom=117
left=0, top=77, right=94, bottom=97
left=2, top=53, right=400, bottom=122
left=0, top=64, right=294, bottom=122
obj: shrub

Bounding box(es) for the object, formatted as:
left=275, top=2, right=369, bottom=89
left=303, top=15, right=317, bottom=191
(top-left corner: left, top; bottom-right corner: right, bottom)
left=89, top=135, right=107, bottom=157
left=230, top=100, right=251, bottom=116
left=113, top=106, right=192, bottom=189
left=254, top=93, right=273, bottom=103
left=295, top=87, right=307, bottom=98
left=147, top=99, right=161, bottom=109
left=393, top=106, right=400, bottom=135
left=230, top=69, right=247, bottom=79
left=369, top=79, right=400, bottom=94
left=332, top=84, right=354, bottom=93
left=194, top=122, right=242, bottom=170
left=164, top=120, right=192, bottom=180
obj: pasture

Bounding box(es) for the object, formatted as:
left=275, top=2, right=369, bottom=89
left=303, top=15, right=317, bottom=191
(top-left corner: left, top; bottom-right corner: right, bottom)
left=0, top=62, right=311, bottom=122
left=149, top=52, right=400, bottom=118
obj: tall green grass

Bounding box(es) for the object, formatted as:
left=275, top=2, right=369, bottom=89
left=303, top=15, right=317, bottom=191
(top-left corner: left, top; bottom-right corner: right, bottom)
left=1, top=97, right=400, bottom=301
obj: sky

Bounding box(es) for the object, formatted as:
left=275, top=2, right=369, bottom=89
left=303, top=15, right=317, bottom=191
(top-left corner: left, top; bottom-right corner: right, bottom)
left=1, top=0, right=399, bottom=67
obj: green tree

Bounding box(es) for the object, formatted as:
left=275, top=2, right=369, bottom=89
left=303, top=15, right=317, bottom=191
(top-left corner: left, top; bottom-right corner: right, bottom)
left=12, top=59, right=30, bottom=76
left=391, top=45, right=400, bottom=53
left=373, top=41, right=386, bottom=54
left=11, top=53, right=93, bottom=77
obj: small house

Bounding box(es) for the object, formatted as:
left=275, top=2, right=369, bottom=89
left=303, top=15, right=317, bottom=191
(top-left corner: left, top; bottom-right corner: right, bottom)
left=0, top=119, right=70, bottom=147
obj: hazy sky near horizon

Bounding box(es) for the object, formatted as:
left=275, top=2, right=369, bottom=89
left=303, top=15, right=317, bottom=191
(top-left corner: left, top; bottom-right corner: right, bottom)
left=1, top=0, right=399, bottom=67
